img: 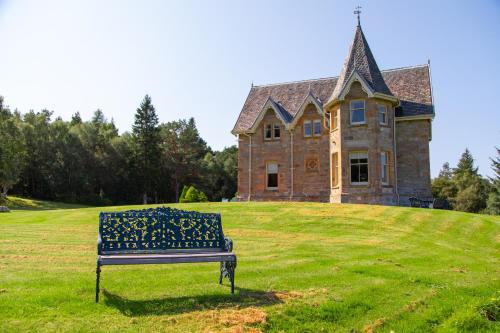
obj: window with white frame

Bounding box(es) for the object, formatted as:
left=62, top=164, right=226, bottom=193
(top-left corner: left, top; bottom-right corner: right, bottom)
left=273, top=123, right=281, bottom=139
left=378, top=105, right=387, bottom=124
left=264, top=123, right=280, bottom=140
left=332, top=152, right=339, bottom=187
left=332, top=110, right=338, bottom=130
left=380, top=152, right=389, bottom=184
left=264, top=124, right=272, bottom=140
left=303, top=120, right=312, bottom=137
left=266, top=162, right=278, bottom=189
left=313, top=119, right=321, bottom=136
left=350, top=100, right=365, bottom=124
left=350, top=151, right=368, bottom=184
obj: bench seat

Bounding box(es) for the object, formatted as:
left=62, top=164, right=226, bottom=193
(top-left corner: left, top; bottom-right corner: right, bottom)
left=99, top=252, right=237, bottom=265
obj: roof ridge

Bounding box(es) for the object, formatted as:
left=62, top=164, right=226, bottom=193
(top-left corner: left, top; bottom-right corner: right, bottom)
left=252, top=64, right=428, bottom=89
left=381, top=64, right=429, bottom=73
left=253, top=76, right=337, bottom=88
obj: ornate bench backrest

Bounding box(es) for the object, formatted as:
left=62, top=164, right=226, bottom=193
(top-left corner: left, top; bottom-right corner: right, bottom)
left=98, top=207, right=225, bottom=254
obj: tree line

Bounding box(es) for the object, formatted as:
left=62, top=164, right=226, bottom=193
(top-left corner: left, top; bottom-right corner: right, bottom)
left=432, top=148, right=499, bottom=215
left=0, top=95, right=237, bottom=205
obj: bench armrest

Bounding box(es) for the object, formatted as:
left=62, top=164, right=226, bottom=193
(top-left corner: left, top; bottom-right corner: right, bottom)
left=224, top=237, right=233, bottom=252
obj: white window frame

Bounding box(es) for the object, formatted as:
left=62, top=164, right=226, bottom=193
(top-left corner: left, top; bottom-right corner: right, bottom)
left=332, top=110, right=338, bottom=130
left=349, top=151, right=369, bottom=185
left=350, top=99, right=366, bottom=125
left=264, top=123, right=272, bottom=140
left=313, top=119, right=321, bottom=136
left=331, top=152, right=339, bottom=187
left=380, top=152, right=389, bottom=185
left=266, top=162, right=278, bottom=190
left=303, top=120, right=312, bottom=137
left=378, top=104, right=387, bottom=125
left=273, top=123, right=281, bottom=139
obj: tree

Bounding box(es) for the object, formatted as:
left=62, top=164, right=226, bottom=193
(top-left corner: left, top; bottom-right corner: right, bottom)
left=132, top=95, right=161, bottom=204
left=451, top=149, right=488, bottom=213
left=71, top=112, right=82, bottom=126
left=179, top=185, right=189, bottom=202
left=160, top=118, right=208, bottom=202
left=182, top=185, right=208, bottom=203
left=0, top=97, right=26, bottom=200
left=202, top=146, right=237, bottom=201
left=432, top=162, right=457, bottom=201
left=486, top=147, right=500, bottom=215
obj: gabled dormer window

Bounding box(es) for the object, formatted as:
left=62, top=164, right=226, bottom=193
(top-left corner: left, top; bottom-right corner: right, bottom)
left=350, top=100, right=365, bottom=125
left=274, top=124, right=280, bottom=138
left=303, top=120, right=312, bottom=137
left=264, top=123, right=281, bottom=140
left=313, top=120, right=321, bottom=136
left=264, top=124, right=272, bottom=140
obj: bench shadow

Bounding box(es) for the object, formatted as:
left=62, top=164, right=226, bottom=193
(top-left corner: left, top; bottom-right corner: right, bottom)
left=102, top=287, right=283, bottom=317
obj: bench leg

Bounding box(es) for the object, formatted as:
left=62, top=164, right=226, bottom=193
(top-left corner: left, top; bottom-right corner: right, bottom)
left=95, top=262, right=101, bottom=303
left=230, top=263, right=235, bottom=294
left=220, top=261, right=236, bottom=293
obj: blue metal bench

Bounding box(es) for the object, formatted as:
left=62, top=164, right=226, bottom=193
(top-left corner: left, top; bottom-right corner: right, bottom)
left=96, top=207, right=236, bottom=302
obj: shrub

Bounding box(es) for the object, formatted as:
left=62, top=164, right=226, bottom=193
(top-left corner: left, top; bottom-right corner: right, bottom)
left=181, top=185, right=208, bottom=203
left=179, top=185, right=189, bottom=203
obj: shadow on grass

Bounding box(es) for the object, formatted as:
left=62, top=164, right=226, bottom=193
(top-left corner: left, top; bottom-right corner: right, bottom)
left=102, top=287, right=283, bottom=316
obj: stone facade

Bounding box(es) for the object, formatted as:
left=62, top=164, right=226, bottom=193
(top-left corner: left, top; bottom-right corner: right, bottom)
left=233, top=23, right=434, bottom=205
left=236, top=81, right=432, bottom=205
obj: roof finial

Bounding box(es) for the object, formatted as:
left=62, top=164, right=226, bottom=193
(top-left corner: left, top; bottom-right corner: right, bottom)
left=354, top=5, right=362, bottom=26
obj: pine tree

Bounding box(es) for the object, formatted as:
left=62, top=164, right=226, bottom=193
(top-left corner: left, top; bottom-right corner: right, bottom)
left=438, top=162, right=452, bottom=179
left=432, top=162, right=457, bottom=200
left=452, top=149, right=488, bottom=213
left=132, top=95, right=161, bottom=204
left=70, top=112, right=82, bottom=126
left=454, top=148, right=478, bottom=177
left=486, top=147, right=500, bottom=215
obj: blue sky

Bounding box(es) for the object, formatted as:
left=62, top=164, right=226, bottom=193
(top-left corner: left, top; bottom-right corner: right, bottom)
left=0, top=0, right=499, bottom=177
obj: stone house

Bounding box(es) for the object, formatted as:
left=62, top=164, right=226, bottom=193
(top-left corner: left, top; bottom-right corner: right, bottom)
left=231, top=22, right=435, bottom=205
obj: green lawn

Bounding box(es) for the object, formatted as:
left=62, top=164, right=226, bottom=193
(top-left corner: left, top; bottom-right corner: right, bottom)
left=0, top=202, right=499, bottom=332
left=2, top=196, right=88, bottom=210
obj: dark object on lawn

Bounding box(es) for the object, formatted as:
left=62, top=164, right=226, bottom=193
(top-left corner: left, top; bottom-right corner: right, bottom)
left=409, top=197, right=450, bottom=209
left=0, top=206, right=10, bottom=212
left=95, top=207, right=236, bottom=302
left=409, top=197, right=434, bottom=208
left=431, top=198, right=450, bottom=210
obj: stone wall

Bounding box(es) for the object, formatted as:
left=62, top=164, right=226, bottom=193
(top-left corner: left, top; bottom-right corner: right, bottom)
left=395, top=119, right=432, bottom=204
left=237, top=105, right=330, bottom=201
left=330, top=81, right=397, bottom=205
left=237, top=82, right=432, bottom=206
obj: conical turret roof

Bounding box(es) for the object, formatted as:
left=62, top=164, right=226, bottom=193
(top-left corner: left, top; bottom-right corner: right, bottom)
left=327, top=24, right=393, bottom=104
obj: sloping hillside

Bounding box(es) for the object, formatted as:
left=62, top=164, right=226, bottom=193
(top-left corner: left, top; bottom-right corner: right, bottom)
left=0, top=202, right=498, bottom=332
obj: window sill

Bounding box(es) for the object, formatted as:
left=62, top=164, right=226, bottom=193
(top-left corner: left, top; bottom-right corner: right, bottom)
left=266, top=187, right=279, bottom=191
left=350, top=182, right=369, bottom=186
left=349, top=123, right=367, bottom=127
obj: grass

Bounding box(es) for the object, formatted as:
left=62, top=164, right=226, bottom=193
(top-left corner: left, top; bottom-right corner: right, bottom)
left=2, top=196, right=88, bottom=210
left=0, top=201, right=499, bottom=332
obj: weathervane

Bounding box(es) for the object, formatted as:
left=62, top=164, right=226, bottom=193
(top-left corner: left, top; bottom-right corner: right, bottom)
left=354, top=5, right=362, bottom=26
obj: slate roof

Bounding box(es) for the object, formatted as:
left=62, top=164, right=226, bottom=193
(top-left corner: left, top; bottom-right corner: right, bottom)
left=328, top=24, right=392, bottom=103
left=232, top=65, right=434, bottom=134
